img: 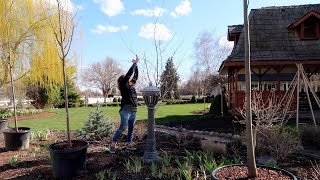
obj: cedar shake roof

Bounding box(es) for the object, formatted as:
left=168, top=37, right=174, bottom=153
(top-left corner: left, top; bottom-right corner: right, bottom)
left=228, top=25, right=243, bottom=35
left=223, top=4, right=320, bottom=64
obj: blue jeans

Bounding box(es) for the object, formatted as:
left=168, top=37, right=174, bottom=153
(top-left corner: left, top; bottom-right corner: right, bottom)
left=112, top=110, right=136, bottom=143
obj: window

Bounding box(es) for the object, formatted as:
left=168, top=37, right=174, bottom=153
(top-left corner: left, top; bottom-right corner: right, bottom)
left=288, top=11, right=320, bottom=40
left=301, top=16, right=320, bottom=40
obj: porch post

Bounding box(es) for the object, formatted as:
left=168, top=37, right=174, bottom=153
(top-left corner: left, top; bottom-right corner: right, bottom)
left=235, top=68, right=239, bottom=108
left=228, top=68, right=232, bottom=108
left=277, top=70, right=281, bottom=91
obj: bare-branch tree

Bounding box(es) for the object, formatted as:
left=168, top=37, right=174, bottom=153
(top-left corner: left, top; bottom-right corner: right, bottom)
left=194, top=31, right=232, bottom=75
left=193, top=31, right=232, bottom=96
left=49, top=0, right=77, bottom=146
left=114, top=1, right=185, bottom=100
left=81, top=57, right=123, bottom=103
left=237, top=91, right=294, bottom=139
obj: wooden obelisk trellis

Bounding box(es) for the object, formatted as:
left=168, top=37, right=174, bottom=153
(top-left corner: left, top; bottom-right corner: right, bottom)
left=280, top=64, right=320, bottom=129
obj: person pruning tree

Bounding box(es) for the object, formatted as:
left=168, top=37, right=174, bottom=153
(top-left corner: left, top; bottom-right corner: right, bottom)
left=109, top=55, right=140, bottom=153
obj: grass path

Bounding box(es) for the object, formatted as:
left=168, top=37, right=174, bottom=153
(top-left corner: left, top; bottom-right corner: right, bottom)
left=13, top=103, right=209, bottom=131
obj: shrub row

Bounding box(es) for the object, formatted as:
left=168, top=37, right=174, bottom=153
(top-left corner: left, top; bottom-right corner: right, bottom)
left=165, top=100, right=189, bottom=105
left=162, top=97, right=213, bottom=105
left=85, top=101, right=145, bottom=107
left=0, top=108, right=42, bottom=119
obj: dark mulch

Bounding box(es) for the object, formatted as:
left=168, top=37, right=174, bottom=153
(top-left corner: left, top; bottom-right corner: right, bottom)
left=0, top=112, right=319, bottom=179
left=0, top=131, right=200, bottom=180
left=163, top=115, right=244, bottom=134
left=215, top=166, right=293, bottom=180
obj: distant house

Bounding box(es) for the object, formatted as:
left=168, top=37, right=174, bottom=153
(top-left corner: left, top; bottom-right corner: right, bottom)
left=219, top=4, right=320, bottom=110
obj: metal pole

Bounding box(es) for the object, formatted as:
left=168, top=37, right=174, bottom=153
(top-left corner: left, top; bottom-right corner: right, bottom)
left=143, top=106, right=160, bottom=163
left=244, top=0, right=257, bottom=177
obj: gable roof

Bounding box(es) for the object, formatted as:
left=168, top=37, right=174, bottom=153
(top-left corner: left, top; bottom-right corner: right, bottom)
left=288, top=10, right=320, bottom=29
left=222, top=4, right=320, bottom=65
left=228, top=25, right=243, bottom=34
left=228, top=25, right=243, bottom=41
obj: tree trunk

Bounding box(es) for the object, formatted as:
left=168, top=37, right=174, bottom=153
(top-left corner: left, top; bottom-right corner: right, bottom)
left=62, top=59, right=71, bottom=146
left=9, top=65, right=18, bottom=132
left=103, top=90, right=108, bottom=103
left=244, top=0, right=257, bottom=177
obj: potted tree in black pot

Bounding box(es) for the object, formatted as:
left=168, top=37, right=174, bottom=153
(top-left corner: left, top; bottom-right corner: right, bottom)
left=0, top=118, right=8, bottom=133
left=47, top=1, right=89, bottom=178
left=212, top=1, right=297, bottom=179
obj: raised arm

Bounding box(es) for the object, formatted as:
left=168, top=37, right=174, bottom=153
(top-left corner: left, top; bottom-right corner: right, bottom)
left=133, top=65, right=138, bottom=81
left=123, top=63, right=137, bottom=83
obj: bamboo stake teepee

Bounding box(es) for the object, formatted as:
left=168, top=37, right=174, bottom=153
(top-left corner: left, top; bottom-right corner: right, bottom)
left=280, top=64, right=320, bottom=129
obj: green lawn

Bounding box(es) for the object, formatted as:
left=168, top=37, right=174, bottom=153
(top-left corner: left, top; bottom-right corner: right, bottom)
left=13, top=103, right=210, bottom=131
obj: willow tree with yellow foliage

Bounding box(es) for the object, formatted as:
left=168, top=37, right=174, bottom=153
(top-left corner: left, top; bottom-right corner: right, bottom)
left=0, top=0, right=72, bottom=132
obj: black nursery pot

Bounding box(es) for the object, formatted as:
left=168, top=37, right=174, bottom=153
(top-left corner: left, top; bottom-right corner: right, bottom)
left=49, top=140, right=89, bottom=179
left=212, top=164, right=297, bottom=180
left=3, top=127, right=31, bottom=151
left=0, top=119, right=8, bottom=133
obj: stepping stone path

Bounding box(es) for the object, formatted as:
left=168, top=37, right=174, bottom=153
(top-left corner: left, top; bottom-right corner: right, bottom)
left=155, top=125, right=241, bottom=144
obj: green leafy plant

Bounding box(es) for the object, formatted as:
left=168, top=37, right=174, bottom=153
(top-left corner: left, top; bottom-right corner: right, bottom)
left=132, top=158, right=142, bottom=174
left=95, top=169, right=106, bottom=180
left=78, top=109, right=114, bottom=141
left=162, top=151, right=171, bottom=166
left=178, top=161, right=192, bottom=180
left=111, top=171, right=117, bottom=180
left=9, top=155, right=19, bottom=168
left=185, top=150, right=196, bottom=165
left=37, top=130, right=49, bottom=141
left=157, top=170, right=164, bottom=179
left=169, top=169, right=177, bottom=179
left=194, top=151, right=203, bottom=165
left=157, top=164, right=165, bottom=179
left=150, top=162, right=157, bottom=177
left=209, top=94, right=228, bottom=116
left=201, top=152, right=224, bottom=174
left=33, top=146, right=44, bottom=156
left=220, top=156, right=231, bottom=165
left=0, top=108, right=42, bottom=118
left=95, top=168, right=116, bottom=180
left=232, top=155, right=242, bottom=164
left=123, top=159, right=131, bottom=172
left=263, top=161, right=279, bottom=168
left=31, top=130, right=49, bottom=141
left=200, top=165, right=207, bottom=180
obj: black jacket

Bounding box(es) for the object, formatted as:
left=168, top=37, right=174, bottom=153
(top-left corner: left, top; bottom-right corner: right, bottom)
left=119, top=63, right=138, bottom=111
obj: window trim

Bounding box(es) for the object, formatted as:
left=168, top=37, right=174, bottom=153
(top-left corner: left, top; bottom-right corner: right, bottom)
left=300, top=21, right=320, bottom=40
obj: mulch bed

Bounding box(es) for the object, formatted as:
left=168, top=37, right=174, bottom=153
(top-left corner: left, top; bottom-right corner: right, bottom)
left=215, top=166, right=293, bottom=180
left=0, top=112, right=319, bottom=179
left=163, top=115, right=244, bottom=134
left=0, top=131, right=200, bottom=180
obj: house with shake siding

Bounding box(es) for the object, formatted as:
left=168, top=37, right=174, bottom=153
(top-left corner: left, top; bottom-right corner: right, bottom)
left=219, top=4, right=320, bottom=110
